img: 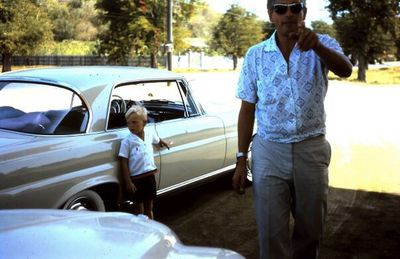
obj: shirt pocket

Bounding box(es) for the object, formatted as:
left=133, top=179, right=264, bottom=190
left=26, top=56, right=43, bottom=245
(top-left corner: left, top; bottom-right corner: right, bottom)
left=257, top=80, right=277, bottom=105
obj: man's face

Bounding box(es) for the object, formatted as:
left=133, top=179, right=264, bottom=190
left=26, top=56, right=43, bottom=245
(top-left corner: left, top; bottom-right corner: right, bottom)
left=126, top=113, right=146, bottom=135
left=268, top=0, right=307, bottom=38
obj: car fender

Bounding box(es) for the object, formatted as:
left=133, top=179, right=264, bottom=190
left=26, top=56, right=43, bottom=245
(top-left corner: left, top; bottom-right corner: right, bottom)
left=56, top=173, right=120, bottom=209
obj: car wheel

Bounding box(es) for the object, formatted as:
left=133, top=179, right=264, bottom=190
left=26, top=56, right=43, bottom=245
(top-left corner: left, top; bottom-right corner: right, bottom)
left=62, top=190, right=105, bottom=211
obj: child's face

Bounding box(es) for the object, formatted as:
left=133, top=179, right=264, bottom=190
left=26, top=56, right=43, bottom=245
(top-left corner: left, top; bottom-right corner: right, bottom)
left=126, top=113, right=146, bottom=135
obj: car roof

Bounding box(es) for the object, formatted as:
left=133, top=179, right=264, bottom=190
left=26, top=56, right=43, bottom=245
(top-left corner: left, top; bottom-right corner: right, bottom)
left=0, top=66, right=184, bottom=91
left=0, top=66, right=189, bottom=133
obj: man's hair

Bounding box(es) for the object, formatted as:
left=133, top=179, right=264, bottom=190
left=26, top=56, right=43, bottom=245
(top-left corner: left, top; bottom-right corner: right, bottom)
left=125, top=105, right=148, bottom=120
left=267, top=0, right=307, bottom=11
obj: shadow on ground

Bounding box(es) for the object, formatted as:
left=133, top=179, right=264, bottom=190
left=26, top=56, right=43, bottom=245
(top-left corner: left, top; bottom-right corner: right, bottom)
left=154, top=175, right=400, bottom=259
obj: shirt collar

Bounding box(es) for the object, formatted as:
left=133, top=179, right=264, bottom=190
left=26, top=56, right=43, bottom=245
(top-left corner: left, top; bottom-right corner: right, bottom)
left=263, top=30, right=279, bottom=52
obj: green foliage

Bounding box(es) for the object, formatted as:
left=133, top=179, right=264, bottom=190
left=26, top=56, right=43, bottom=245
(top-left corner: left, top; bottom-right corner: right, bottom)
left=210, top=5, right=263, bottom=69
left=311, top=20, right=336, bottom=38
left=96, top=0, right=200, bottom=67
left=262, top=21, right=275, bottom=40
left=49, top=40, right=97, bottom=55
left=328, top=0, right=399, bottom=81
left=0, top=0, right=53, bottom=54
left=186, top=2, right=219, bottom=52
left=46, top=0, right=99, bottom=42
left=0, top=0, right=53, bottom=71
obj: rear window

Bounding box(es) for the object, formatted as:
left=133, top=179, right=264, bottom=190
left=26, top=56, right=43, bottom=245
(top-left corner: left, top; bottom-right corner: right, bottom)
left=0, top=82, right=88, bottom=135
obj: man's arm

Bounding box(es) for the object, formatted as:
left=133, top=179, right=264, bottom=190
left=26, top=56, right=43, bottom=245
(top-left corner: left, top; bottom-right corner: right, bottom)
left=296, top=25, right=353, bottom=78
left=313, top=42, right=353, bottom=78
left=232, top=101, right=255, bottom=194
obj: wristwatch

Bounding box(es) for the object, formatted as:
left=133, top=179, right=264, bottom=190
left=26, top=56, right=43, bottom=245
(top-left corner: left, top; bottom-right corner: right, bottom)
left=236, top=152, right=248, bottom=160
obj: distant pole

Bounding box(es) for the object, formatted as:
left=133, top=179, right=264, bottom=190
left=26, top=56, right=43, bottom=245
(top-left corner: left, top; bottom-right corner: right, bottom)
left=167, top=0, right=173, bottom=71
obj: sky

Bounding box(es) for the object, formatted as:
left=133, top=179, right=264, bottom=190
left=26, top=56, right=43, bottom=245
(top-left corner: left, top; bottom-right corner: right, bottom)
left=203, top=0, right=332, bottom=26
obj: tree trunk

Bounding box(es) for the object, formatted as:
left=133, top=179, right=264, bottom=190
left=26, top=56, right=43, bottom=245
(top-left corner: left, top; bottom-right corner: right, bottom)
left=233, top=55, right=238, bottom=70
left=2, top=53, right=12, bottom=72
left=150, top=53, right=158, bottom=68
left=357, top=55, right=367, bottom=82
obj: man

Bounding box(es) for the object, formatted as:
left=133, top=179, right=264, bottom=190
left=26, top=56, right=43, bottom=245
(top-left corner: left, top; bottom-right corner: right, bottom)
left=232, top=1, right=352, bottom=258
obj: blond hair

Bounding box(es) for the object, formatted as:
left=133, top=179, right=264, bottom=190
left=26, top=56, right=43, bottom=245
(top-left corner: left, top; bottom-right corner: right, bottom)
left=125, top=105, right=148, bottom=120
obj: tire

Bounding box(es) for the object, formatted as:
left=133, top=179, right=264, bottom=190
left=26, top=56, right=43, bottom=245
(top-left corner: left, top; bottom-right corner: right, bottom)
left=62, top=190, right=105, bottom=211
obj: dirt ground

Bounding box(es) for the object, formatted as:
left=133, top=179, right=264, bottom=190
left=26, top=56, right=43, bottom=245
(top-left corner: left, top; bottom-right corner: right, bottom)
left=154, top=174, right=400, bottom=259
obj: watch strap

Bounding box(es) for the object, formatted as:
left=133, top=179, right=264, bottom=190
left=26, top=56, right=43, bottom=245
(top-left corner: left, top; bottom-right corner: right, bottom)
left=236, top=152, right=248, bottom=159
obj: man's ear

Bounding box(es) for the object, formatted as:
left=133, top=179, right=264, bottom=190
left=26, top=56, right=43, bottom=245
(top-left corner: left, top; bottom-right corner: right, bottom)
left=268, top=9, right=274, bottom=23
left=302, top=7, right=307, bottom=20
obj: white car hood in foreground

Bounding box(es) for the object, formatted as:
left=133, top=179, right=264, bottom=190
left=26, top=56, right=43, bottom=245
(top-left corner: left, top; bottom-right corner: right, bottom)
left=0, top=209, right=244, bottom=259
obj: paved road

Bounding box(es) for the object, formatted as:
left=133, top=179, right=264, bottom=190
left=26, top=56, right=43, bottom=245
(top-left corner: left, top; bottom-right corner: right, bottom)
left=154, top=72, right=400, bottom=259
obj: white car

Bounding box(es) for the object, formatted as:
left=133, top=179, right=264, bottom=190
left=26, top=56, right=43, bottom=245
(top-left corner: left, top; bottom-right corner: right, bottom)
left=0, top=66, right=239, bottom=211
left=0, top=209, right=244, bottom=259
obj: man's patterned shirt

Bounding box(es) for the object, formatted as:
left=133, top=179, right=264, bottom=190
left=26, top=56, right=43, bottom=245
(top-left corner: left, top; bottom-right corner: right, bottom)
left=236, top=31, right=344, bottom=143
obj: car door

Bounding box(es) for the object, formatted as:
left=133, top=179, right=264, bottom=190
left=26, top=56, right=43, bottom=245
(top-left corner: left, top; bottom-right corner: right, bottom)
left=110, top=80, right=227, bottom=193
left=150, top=80, right=226, bottom=193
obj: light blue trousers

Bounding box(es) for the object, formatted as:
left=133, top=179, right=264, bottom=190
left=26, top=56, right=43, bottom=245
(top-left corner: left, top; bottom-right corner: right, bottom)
left=252, top=134, right=331, bottom=259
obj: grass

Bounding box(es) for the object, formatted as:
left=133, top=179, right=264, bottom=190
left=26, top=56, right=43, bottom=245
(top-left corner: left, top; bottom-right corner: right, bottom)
left=329, top=143, right=400, bottom=194
left=177, top=65, right=400, bottom=85
left=329, top=66, right=400, bottom=85
left=5, top=64, right=400, bottom=85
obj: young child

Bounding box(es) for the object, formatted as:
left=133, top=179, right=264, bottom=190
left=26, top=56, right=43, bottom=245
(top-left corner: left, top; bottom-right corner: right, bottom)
left=118, top=105, right=170, bottom=219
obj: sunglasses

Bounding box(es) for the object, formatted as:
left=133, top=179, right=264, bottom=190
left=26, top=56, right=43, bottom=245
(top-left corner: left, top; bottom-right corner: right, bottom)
left=273, top=3, right=304, bottom=15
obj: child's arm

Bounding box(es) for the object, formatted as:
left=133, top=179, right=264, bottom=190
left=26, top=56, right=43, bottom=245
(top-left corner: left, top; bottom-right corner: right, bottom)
left=119, top=157, right=136, bottom=193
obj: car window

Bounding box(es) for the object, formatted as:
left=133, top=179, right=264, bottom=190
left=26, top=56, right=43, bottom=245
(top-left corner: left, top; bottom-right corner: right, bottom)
left=0, top=82, right=88, bottom=135
left=108, top=81, right=199, bottom=129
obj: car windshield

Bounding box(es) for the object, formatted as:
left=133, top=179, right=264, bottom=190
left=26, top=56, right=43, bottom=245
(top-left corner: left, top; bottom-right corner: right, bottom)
left=0, top=82, right=88, bottom=135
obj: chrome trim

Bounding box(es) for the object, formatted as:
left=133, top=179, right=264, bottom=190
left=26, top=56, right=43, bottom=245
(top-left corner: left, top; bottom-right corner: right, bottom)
left=157, top=164, right=236, bottom=195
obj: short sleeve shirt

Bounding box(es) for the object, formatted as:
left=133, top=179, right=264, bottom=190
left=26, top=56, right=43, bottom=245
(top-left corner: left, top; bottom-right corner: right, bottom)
left=118, top=130, right=160, bottom=177
left=236, top=31, right=344, bottom=143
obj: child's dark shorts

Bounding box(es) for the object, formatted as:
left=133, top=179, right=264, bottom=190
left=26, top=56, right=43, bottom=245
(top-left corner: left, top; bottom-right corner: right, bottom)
left=129, top=173, right=157, bottom=203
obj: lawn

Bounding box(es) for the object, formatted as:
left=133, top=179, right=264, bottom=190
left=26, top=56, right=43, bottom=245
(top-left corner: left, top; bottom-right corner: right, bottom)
left=5, top=63, right=400, bottom=86
left=329, top=65, right=400, bottom=85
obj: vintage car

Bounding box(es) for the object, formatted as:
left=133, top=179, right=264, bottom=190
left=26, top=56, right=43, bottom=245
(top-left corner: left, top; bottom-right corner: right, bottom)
left=0, top=209, right=245, bottom=258
left=0, top=66, right=239, bottom=211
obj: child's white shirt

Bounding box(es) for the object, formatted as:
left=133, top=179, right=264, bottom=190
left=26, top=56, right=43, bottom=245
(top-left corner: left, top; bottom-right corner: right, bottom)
left=118, top=130, right=160, bottom=177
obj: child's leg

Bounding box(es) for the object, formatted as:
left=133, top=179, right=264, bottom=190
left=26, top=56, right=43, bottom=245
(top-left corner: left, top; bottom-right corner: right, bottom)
left=132, top=202, right=144, bottom=215
left=143, top=200, right=154, bottom=219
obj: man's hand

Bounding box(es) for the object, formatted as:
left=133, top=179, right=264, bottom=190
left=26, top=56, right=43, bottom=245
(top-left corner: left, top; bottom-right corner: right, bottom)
left=289, top=22, right=320, bottom=52
left=232, top=161, right=247, bottom=194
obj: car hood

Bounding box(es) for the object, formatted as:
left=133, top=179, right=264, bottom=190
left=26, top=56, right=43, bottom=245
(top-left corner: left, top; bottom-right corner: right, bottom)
left=0, top=209, right=244, bottom=259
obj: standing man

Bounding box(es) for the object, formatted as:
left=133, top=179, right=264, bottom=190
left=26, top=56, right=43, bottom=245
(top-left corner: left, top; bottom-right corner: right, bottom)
left=232, top=1, right=352, bottom=258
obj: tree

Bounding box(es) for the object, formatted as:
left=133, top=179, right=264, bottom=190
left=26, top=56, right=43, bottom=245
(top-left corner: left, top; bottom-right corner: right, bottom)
left=327, top=0, right=399, bottom=81
left=395, top=17, right=400, bottom=60
left=186, top=1, right=219, bottom=53
left=311, top=20, right=336, bottom=38
left=0, top=0, right=53, bottom=72
left=210, top=5, right=263, bottom=70
left=96, top=0, right=199, bottom=68
left=262, top=21, right=275, bottom=40
left=46, top=0, right=100, bottom=42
